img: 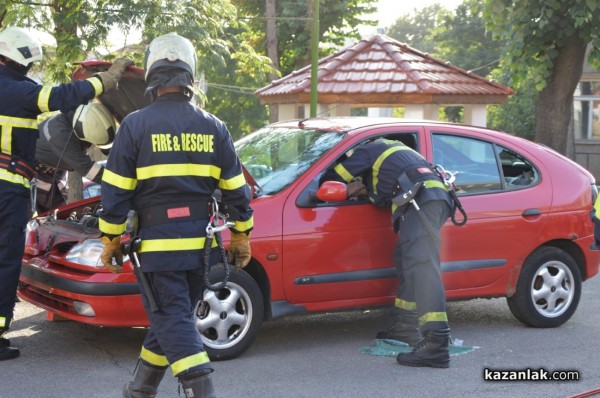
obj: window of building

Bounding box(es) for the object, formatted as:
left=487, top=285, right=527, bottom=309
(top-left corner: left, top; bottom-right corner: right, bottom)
left=573, top=80, right=600, bottom=140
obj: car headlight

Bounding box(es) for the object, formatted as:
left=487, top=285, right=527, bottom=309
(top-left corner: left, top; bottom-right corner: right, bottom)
left=65, top=239, right=129, bottom=269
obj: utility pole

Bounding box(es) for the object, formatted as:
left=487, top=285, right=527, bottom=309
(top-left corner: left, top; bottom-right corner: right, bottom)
left=310, top=0, right=319, bottom=117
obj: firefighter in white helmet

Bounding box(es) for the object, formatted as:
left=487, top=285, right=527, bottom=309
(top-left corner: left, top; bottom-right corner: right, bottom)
left=34, top=102, right=117, bottom=212
left=0, top=25, right=133, bottom=361
left=99, top=33, right=253, bottom=398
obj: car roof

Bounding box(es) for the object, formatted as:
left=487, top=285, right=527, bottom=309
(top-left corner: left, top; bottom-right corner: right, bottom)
left=269, top=116, right=510, bottom=138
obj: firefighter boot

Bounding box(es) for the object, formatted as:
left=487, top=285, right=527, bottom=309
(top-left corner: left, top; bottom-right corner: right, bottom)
left=122, top=361, right=166, bottom=398
left=0, top=335, right=19, bottom=361
left=376, top=310, right=421, bottom=346
left=396, top=328, right=450, bottom=368
left=180, top=370, right=216, bottom=398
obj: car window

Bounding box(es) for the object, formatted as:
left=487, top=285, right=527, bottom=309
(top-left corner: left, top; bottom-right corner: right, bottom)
left=236, top=127, right=345, bottom=196
left=432, top=133, right=538, bottom=195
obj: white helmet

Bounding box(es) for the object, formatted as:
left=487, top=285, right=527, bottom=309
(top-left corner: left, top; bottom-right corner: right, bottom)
left=0, top=26, right=43, bottom=66
left=143, top=32, right=197, bottom=81
left=72, top=103, right=117, bottom=148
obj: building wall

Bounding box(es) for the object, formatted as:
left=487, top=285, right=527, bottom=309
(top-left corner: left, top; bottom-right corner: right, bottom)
left=575, top=141, right=600, bottom=181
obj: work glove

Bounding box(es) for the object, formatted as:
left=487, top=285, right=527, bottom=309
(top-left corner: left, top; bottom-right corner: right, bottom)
left=227, top=232, right=251, bottom=270
left=347, top=180, right=368, bottom=199
left=96, top=58, right=134, bottom=92
left=100, top=235, right=123, bottom=273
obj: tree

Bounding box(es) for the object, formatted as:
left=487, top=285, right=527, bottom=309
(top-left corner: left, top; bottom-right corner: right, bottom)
left=234, top=0, right=377, bottom=77
left=484, top=0, right=600, bottom=157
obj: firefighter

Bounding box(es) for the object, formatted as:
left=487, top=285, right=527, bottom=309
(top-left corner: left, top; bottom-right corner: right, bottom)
left=0, top=25, right=132, bottom=361
left=320, top=138, right=453, bottom=368
left=34, top=102, right=116, bottom=212
left=98, top=33, right=253, bottom=397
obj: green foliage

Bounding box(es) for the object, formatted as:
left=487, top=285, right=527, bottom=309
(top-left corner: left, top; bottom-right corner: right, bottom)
left=483, top=0, right=600, bottom=91
left=234, top=0, right=377, bottom=76
left=486, top=66, right=537, bottom=140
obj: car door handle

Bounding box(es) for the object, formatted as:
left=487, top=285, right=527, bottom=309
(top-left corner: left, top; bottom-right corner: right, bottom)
left=522, top=208, right=541, bottom=217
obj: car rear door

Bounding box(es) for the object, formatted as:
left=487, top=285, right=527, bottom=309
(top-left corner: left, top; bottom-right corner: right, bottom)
left=427, top=127, right=553, bottom=295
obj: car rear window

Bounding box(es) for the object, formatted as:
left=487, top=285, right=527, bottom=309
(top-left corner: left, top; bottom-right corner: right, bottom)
left=432, top=133, right=539, bottom=194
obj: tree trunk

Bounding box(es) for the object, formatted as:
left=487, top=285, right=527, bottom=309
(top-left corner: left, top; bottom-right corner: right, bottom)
left=266, top=0, right=279, bottom=122
left=535, top=35, right=587, bottom=157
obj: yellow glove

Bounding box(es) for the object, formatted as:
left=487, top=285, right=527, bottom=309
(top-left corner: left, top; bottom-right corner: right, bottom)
left=227, top=233, right=251, bottom=270
left=100, top=236, right=123, bottom=273
left=96, top=58, right=134, bottom=92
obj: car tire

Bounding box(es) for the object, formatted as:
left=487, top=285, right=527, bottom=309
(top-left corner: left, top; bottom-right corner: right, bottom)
left=195, top=267, right=264, bottom=361
left=506, top=246, right=581, bottom=328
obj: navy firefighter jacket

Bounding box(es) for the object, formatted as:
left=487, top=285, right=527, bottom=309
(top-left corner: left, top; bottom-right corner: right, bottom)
left=322, top=138, right=451, bottom=231
left=99, top=93, right=253, bottom=272
left=0, top=65, right=103, bottom=189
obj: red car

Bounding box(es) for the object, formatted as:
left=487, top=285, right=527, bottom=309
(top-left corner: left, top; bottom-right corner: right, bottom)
left=18, top=62, right=600, bottom=360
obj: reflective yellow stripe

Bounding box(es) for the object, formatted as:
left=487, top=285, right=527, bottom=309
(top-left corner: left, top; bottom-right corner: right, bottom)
left=423, top=180, right=448, bottom=191
left=372, top=146, right=409, bottom=195
left=218, top=172, right=246, bottom=190
left=419, top=312, right=448, bottom=326
left=171, top=352, right=211, bottom=376
left=233, top=217, right=253, bottom=233
left=333, top=163, right=353, bottom=183
left=37, top=86, right=52, bottom=113
left=0, top=115, right=38, bottom=129
left=594, top=197, right=600, bottom=219
left=1, top=116, right=38, bottom=155
left=139, top=237, right=218, bottom=253
left=394, top=298, right=417, bottom=311
left=1, top=125, right=11, bottom=154
left=102, top=169, right=137, bottom=190
left=0, top=316, right=6, bottom=328
left=140, top=346, right=169, bottom=367
left=87, top=76, right=104, bottom=96
left=0, top=169, right=30, bottom=187
left=136, top=164, right=221, bottom=181
left=99, top=218, right=127, bottom=236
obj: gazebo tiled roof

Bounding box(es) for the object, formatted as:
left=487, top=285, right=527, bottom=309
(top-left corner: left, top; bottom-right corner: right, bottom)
left=255, top=33, right=513, bottom=106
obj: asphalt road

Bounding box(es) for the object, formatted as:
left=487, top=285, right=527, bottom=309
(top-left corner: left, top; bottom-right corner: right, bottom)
left=3, top=275, right=600, bottom=398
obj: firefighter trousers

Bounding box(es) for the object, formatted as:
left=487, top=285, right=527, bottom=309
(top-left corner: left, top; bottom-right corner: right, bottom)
left=0, top=181, right=28, bottom=336
left=393, top=200, right=451, bottom=333
left=136, top=267, right=213, bottom=378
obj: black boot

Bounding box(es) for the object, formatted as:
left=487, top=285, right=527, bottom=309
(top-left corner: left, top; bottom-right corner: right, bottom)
left=0, top=337, right=10, bottom=346
left=376, top=310, right=421, bottom=346
left=0, top=342, right=20, bottom=361
left=396, top=328, right=450, bottom=368
left=122, top=361, right=166, bottom=398
left=180, top=370, right=216, bottom=398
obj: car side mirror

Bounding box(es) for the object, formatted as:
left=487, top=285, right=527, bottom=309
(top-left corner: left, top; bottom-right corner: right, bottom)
left=316, top=181, right=348, bottom=202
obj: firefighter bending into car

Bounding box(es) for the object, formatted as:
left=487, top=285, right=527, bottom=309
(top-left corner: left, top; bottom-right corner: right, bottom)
left=34, top=102, right=116, bottom=212
left=98, top=33, right=253, bottom=398
left=321, top=138, right=453, bottom=368
left=0, top=25, right=132, bottom=361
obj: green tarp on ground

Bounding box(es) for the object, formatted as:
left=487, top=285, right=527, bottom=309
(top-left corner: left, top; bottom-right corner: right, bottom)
left=360, top=339, right=478, bottom=357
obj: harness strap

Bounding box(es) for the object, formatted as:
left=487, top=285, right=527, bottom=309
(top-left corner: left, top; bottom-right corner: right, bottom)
left=137, top=199, right=210, bottom=228
left=0, top=153, right=35, bottom=180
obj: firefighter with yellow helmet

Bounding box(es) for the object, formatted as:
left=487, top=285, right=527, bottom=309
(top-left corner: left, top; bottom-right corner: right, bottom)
left=34, top=102, right=117, bottom=212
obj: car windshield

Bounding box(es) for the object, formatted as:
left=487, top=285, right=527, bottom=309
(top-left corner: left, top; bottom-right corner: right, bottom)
left=236, top=126, right=345, bottom=196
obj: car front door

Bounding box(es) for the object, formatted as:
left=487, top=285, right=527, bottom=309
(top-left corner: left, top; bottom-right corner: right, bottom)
left=280, top=128, right=426, bottom=308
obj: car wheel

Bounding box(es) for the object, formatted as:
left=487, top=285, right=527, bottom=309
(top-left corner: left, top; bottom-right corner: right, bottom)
left=507, top=246, right=581, bottom=328
left=195, top=267, right=264, bottom=361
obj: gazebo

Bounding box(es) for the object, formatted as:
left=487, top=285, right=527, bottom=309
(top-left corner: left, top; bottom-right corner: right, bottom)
left=255, top=33, right=513, bottom=126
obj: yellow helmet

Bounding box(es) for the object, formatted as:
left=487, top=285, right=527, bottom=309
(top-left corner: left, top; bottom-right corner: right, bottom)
left=72, top=103, right=117, bottom=148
